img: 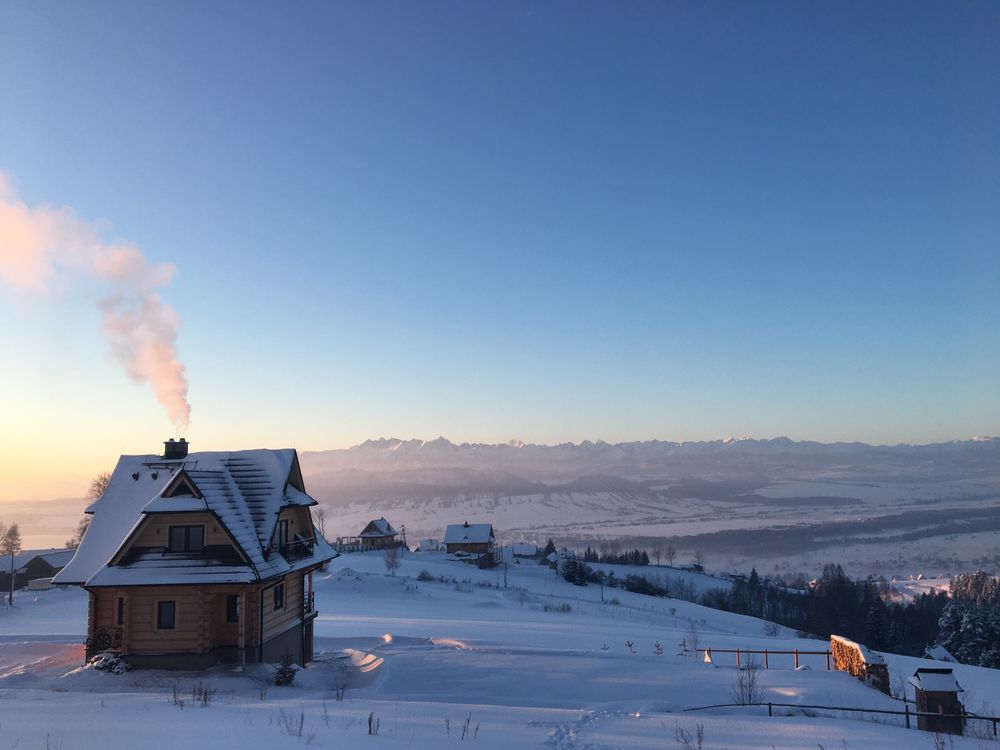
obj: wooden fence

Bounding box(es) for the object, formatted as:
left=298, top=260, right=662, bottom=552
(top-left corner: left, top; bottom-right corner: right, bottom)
left=693, top=648, right=833, bottom=670
left=682, top=701, right=999, bottom=737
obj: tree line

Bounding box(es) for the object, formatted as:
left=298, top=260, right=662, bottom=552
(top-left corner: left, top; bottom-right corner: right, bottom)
left=936, top=570, right=1000, bottom=668
left=581, top=546, right=650, bottom=566
left=558, top=557, right=956, bottom=659
left=707, top=564, right=949, bottom=658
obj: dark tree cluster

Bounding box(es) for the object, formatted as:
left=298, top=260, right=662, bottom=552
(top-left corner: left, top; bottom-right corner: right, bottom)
left=711, top=564, right=948, bottom=656
left=936, top=571, right=1000, bottom=668
left=581, top=546, right=649, bottom=566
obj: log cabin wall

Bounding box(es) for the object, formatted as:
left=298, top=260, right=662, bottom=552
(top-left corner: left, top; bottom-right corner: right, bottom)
left=276, top=507, right=314, bottom=539
left=91, top=585, right=260, bottom=656
left=261, top=573, right=304, bottom=642
left=130, top=513, right=236, bottom=550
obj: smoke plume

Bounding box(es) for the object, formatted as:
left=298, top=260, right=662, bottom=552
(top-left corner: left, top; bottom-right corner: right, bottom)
left=0, top=172, right=191, bottom=429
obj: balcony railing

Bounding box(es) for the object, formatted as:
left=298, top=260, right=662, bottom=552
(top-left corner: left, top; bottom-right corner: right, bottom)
left=278, top=536, right=315, bottom=561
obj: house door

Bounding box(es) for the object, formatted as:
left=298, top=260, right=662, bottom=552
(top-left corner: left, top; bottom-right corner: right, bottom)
left=276, top=520, right=289, bottom=554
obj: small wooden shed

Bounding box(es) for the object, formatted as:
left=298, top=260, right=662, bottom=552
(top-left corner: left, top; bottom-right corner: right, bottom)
left=909, top=667, right=964, bottom=736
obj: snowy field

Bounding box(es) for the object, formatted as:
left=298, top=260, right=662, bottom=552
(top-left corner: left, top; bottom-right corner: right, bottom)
left=2, top=551, right=999, bottom=749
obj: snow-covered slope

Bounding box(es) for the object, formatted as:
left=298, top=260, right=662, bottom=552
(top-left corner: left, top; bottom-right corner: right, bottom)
left=1, top=551, right=997, bottom=749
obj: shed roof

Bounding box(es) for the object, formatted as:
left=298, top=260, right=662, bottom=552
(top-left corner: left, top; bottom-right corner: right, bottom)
left=909, top=668, right=963, bottom=693
left=444, top=522, right=495, bottom=545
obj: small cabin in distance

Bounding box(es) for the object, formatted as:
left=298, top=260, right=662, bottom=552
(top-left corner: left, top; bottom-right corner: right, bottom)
left=358, top=518, right=398, bottom=550
left=909, top=668, right=965, bottom=736
left=0, top=548, right=75, bottom=592
left=444, top=522, right=498, bottom=568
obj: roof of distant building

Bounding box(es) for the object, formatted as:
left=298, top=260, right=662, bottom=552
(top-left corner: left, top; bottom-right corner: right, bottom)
left=444, top=522, right=495, bottom=545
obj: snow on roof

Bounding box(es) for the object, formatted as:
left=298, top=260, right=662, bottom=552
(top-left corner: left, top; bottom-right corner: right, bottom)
left=54, top=448, right=333, bottom=586
left=284, top=485, right=317, bottom=507
left=444, top=523, right=495, bottom=545
left=359, top=518, right=396, bottom=537
left=830, top=634, right=886, bottom=665
left=910, top=668, right=963, bottom=693
left=32, top=549, right=76, bottom=570
left=924, top=644, right=956, bottom=662
left=7, top=548, right=74, bottom=573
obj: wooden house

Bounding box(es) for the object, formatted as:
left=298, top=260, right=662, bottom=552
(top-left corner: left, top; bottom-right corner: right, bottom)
left=909, top=668, right=965, bottom=735
left=358, top=518, right=398, bottom=549
left=443, top=522, right=498, bottom=568
left=0, top=548, right=75, bottom=592
left=53, top=439, right=337, bottom=670
left=443, top=522, right=496, bottom=555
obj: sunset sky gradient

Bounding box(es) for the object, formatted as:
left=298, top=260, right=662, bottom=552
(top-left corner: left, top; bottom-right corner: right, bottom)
left=1, top=1, right=998, bottom=500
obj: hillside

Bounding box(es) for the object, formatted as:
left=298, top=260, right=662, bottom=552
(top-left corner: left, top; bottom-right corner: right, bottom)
left=1, top=551, right=998, bottom=748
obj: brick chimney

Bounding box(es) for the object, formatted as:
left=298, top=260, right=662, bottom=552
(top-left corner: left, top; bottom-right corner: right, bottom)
left=163, top=438, right=189, bottom=460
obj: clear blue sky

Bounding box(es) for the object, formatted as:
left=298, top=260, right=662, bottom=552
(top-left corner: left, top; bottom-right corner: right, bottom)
left=1, top=1, right=998, bottom=494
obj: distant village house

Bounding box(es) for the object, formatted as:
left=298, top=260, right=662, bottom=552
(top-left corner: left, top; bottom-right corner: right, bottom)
left=358, top=518, right=399, bottom=550
left=53, top=439, right=336, bottom=669
left=0, top=548, right=75, bottom=592
left=444, top=522, right=498, bottom=567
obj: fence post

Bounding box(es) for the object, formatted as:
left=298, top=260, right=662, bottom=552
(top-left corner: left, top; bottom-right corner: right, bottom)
left=736, top=648, right=740, bottom=668
left=793, top=649, right=799, bottom=669
left=904, top=704, right=910, bottom=729
left=768, top=702, right=773, bottom=717
left=826, top=651, right=831, bottom=671
left=764, top=649, right=769, bottom=669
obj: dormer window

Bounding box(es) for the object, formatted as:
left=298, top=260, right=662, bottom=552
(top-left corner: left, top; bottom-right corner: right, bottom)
left=161, top=473, right=200, bottom=498
left=168, top=525, right=204, bottom=553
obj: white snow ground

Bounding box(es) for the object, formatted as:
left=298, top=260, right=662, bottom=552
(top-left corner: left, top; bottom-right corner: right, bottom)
left=1, top=552, right=998, bottom=749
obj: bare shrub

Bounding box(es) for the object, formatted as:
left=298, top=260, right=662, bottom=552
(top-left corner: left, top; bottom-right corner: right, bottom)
left=675, top=721, right=705, bottom=750
left=276, top=709, right=305, bottom=739
left=687, top=621, right=701, bottom=654
left=730, top=657, right=763, bottom=705
left=192, top=681, right=216, bottom=707
left=170, top=685, right=185, bottom=709
left=384, top=547, right=400, bottom=576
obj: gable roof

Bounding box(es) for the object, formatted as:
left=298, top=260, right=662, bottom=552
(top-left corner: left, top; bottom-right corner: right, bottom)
left=359, top=518, right=396, bottom=537
left=54, top=448, right=334, bottom=587
left=444, top=522, right=495, bottom=545
left=910, top=668, right=963, bottom=693
left=4, top=548, right=76, bottom=574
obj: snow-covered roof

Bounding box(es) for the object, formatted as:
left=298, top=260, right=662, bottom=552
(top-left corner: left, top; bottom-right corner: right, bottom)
left=910, top=668, right=963, bottom=693
left=6, top=548, right=75, bottom=574
left=924, top=644, right=956, bottom=662
left=54, top=448, right=335, bottom=587
left=359, top=518, right=396, bottom=537
left=444, top=523, right=495, bottom=545
left=31, top=548, right=76, bottom=570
